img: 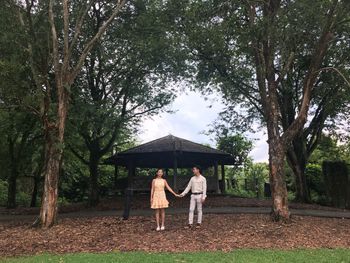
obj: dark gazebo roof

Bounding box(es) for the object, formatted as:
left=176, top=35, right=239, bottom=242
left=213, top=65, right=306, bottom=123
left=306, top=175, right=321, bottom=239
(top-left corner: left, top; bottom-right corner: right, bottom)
left=106, top=135, right=234, bottom=168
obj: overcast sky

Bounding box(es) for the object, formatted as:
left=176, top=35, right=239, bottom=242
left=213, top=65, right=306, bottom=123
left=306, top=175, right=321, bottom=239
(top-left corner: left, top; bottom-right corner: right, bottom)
left=138, top=90, right=269, bottom=163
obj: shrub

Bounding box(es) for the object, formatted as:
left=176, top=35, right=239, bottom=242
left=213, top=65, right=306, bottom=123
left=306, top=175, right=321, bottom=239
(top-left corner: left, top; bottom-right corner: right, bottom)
left=0, top=180, right=8, bottom=206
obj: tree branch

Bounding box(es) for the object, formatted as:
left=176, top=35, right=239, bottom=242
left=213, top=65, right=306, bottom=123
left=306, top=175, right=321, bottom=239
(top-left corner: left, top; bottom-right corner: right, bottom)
left=70, top=0, right=127, bottom=83
left=281, top=0, right=339, bottom=145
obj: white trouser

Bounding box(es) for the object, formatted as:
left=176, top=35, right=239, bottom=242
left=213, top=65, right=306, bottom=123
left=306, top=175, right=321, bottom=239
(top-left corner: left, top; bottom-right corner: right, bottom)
left=189, top=194, right=203, bottom=225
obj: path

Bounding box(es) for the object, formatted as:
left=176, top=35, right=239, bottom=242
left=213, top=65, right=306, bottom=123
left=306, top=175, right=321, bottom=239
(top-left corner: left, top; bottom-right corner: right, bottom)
left=1, top=206, right=350, bottom=223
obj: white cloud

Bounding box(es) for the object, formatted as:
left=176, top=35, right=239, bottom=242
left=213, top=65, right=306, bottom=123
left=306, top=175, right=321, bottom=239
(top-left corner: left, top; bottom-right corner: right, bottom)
left=138, top=90, right=269, bottom=162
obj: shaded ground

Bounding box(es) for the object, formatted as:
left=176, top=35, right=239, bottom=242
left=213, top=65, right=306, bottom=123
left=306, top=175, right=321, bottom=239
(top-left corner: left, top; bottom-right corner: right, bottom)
left=0, top=195, right=347, bottom=216
left=0, top=214, right=349, bottom=257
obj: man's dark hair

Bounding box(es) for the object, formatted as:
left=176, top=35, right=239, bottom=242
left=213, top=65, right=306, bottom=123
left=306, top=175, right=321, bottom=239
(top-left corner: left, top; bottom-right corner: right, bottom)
left=192, top=165, right=202, bottom=174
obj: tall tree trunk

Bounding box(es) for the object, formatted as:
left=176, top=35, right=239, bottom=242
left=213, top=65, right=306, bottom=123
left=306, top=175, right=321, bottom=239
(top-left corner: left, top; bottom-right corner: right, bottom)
left=7, top=139, right=17, bottom=209
left=30, top=175, right=40, bottom=207
left=268, top=139, right=290, bottom=221
left=265, top=77, right=290, bottom=221
left=39, top=85, right=68, bottom=227
left=89, top=152, right=100, bottom=206
left=31, top=151, right=45, bottom=208
left=39, top=133, right=60, bottom=227
left=7, top=172, right=17, bottom=209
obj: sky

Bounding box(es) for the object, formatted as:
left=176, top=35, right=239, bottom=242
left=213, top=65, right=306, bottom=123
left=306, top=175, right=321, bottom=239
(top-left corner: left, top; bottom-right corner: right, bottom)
left=138, top=90, right=269, bottom=163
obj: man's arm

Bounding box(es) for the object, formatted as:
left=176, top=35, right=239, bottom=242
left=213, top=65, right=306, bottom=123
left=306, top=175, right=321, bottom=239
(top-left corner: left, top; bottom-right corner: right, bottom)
left=180, top=178, right=192, bottom=197
left=202, top=177, right=207, bottom=200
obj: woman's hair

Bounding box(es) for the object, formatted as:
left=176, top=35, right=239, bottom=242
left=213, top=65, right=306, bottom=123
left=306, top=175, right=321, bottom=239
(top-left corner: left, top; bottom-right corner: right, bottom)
left=154, top=168, right=163, bottom=178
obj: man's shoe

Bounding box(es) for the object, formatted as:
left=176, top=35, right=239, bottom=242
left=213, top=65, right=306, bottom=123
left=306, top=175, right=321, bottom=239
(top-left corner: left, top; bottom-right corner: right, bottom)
left=184, top=224, right=193, bottom=229
left=196, top=223, right=201, bottom=229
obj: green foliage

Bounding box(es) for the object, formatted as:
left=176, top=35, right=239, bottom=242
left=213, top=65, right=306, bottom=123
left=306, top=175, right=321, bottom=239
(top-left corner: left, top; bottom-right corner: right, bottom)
left=172, top=0, right=350, bottom=135
left=227, top=162, right=269, bottom=198
left=310, top=135, right=350, bottom=164
left=305, top=163, right=328, bottom=205
left=0, top=179, right=35, bottom=207
left=217, top=134, right=253, bottom=166
left=57, top=197, right=70, bottom=207
left=15, top=191, right=31, bottom=207
left=304, top=135, right=350, bottom=205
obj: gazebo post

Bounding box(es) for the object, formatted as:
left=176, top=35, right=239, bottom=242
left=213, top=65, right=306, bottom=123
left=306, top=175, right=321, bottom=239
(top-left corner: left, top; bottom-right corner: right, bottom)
left=173, top=156, right=178, bottom=192
left=127, top=160, right=135, bottom=188
left=123, top=160, right=135, bottom=220
left=114, top=164, right=119, bottom=188
left=220, top=163, right=225, bottom=193
left=214, top=161, right=220, bottom=194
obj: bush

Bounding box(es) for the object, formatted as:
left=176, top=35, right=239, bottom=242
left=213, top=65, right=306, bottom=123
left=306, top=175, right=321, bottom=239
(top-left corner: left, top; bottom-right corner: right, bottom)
left=305, top=164, right=326, bottom=195
left=227, top=188, right=257, bottom=198
left=305, top=163, right=329, bottom=204
left=58, top=196, right=70, bottom=206
left=0, top=180, right=8, bottom=206
left=16, top=191, right=31, bottom=207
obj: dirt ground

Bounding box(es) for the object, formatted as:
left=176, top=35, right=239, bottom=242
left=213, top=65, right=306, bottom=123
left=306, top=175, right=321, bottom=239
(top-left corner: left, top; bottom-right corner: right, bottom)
left=0, top=213, right=349, bottom=257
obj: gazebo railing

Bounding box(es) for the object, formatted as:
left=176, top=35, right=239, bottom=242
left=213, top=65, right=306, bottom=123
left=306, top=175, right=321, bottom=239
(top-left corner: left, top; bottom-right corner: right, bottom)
left=128, top=175, right=217, bottom=191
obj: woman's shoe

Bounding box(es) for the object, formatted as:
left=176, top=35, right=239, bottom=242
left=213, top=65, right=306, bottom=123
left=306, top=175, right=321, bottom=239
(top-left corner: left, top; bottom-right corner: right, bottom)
left=156, top=226, right=160, bottom=231
left=160, top=226, right=165, bottom=231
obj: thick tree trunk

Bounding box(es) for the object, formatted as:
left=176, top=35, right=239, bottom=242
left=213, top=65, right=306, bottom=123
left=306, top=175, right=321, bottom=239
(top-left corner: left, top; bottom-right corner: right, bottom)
left=286, top=144, right=310, bottom=203
left=7, top=139, right=17, bottom=209
left=268, top=139, right=290, bottom=221
left=30, top=176, right=40, bottom=207
left=38, top=83, right=68, bottom=227
left=7, top=172, right=17, bottom=209
left=89, top=154, right=100, bottom=206
left=39, top=136, right=61, bottom=227
left=265, top=79, right=290, bottom=221
left=293, top=163, right=309, bottom=203
left=31, top=155, right=44, bottom=208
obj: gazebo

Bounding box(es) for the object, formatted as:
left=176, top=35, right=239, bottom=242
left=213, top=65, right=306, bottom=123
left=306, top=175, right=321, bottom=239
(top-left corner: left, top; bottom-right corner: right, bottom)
left=106, top=135, right=234, bottom=193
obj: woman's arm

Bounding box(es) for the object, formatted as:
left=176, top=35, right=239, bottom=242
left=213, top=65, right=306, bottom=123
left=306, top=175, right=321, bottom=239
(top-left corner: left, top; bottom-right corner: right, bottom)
left=150, top=179, right=155, bottom=204
left=164, top=180, right=178, bottom=196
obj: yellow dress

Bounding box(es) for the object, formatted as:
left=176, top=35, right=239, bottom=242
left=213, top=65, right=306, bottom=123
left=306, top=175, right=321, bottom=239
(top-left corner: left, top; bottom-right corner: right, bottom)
left=151, top=179, right=169, bottom=209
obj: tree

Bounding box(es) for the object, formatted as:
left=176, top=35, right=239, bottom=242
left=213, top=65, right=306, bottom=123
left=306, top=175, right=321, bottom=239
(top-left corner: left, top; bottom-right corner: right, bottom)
left=208, top=1, right=350, bottom=203
left=66, top=1, right=181, bottom=206
left=0, top=2, right=43, bottom=209
left=172, top=0, right=350, bottom=220
left=216, top=134, right=253, bottom=167
left=9, top=0, right=127, bottom=227
left=216, top=133, right=253, bottom=192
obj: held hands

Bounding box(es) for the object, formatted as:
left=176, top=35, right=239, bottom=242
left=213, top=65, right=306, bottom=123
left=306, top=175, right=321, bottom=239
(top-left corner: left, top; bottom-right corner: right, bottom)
left=175, top=193, right=182, bottom=198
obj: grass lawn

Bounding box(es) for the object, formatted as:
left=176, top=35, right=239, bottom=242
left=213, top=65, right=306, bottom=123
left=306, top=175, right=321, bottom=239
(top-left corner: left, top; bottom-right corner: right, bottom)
left=1, top=249, right=349, bottom=263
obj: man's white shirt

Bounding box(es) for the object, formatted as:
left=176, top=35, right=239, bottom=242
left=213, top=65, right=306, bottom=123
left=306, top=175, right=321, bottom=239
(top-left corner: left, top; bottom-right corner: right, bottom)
left=180, top=175, right=207, bottom=199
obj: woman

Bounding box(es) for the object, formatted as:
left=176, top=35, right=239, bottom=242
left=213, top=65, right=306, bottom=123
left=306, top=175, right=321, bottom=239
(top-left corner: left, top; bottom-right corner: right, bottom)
left=150, top=168, right=179, bottom=231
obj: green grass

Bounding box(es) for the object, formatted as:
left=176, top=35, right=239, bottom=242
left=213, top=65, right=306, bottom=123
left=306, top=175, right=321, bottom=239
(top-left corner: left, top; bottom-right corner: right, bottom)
left=1, top=249, right=350, bottom=263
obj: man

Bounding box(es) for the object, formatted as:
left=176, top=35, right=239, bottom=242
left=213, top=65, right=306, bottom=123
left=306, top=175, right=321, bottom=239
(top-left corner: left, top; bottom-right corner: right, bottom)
left=179, top=165, right=207, bottom=228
